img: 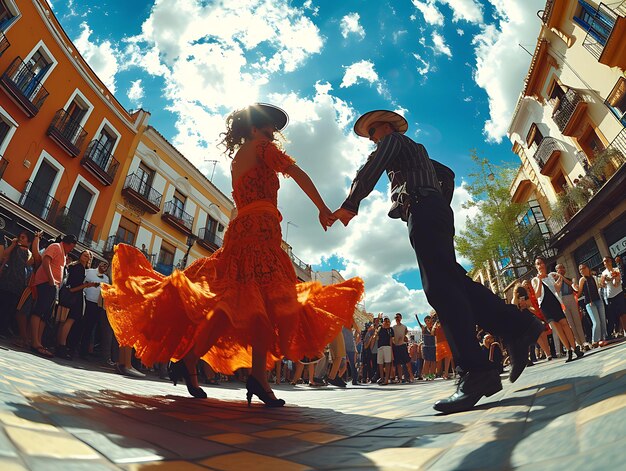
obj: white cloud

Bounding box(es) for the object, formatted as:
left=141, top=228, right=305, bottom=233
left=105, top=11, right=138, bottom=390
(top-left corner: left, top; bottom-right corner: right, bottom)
left=432, top=31, right=452, bottom=57
left=74, top=22, right=120, bottom=93
left=340, top=60, right=379, bottom=88
left=471, top=0, right=545, bottom=142
left=439, top=0, right=483, bottom=23
left=340, top=12, right=365, bottom=39
left=127, top=79, right=144, bottom=105
left=119, top=0, right=324, bottom=174
left=413, top=53, right=431, bottom=76
left=411, top=0, right=444, bottom=26
left=457, top=28, right=465, bottom=35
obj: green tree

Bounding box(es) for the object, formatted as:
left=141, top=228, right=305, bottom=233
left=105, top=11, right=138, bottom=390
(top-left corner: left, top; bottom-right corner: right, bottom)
left=456, top=151, right=546, bottom=287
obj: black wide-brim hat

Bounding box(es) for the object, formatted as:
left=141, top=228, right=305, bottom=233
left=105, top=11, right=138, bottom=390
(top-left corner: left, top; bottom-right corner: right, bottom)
left=241, top=103, right=289, bottom=131
left=354, top=110, right=408, bottom=137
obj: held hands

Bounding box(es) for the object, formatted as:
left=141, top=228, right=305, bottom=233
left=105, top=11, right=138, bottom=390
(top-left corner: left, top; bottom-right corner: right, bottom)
left=318, top=206, right=357, bottom=230
left=332, top=208, right=356, bottom=227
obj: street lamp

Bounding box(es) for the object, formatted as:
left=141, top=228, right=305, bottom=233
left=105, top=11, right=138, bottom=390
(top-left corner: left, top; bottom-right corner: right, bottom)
left=180, top=234, right=198, bottom=269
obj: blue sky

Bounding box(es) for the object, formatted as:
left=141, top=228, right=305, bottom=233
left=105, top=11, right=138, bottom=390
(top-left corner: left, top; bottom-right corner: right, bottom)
left=51, top=0, right=546, bottom=325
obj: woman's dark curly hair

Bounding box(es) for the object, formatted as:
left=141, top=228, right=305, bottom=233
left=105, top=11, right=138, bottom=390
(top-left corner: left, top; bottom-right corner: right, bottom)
left=220, top=106, right=282, bottom=159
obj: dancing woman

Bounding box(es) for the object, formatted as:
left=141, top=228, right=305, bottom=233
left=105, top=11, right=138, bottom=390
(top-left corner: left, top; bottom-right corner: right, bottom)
left=102, top=104, right=363, bottom=406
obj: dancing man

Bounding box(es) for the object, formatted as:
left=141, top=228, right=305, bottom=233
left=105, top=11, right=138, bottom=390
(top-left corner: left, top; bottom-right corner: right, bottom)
left=331, top=110, right=544, bottom=413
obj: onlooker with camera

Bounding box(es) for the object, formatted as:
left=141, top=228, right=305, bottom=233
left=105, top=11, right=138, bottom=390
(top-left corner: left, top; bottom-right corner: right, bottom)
left=29, top=234, right=77, bottom=358
left=375, top=316, right=394, bottom=385
left=0, top=231, right=33, bottom=337
left=82, top=260, right=111, bottom=362
left=601, top=256, right=625, bottom=338
left=57, top=250, right=95, bottom=359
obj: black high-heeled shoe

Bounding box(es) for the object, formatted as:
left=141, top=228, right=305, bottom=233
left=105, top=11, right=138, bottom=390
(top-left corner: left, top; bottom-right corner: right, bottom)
left=246, top=375, right=285, bottom=407
left=169, top=361, right=207, bottom=399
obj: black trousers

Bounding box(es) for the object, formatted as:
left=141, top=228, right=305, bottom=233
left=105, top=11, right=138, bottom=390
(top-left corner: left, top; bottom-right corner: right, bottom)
left=407, top=192, right=536, bottom=371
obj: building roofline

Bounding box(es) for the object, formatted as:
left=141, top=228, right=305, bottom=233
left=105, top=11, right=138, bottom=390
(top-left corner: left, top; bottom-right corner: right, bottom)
left=33, top=0, right=138, bottom=130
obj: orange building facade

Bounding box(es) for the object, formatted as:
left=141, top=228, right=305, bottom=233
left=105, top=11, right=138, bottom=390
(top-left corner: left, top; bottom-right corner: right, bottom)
left=0, top=0, right=143, bottom=253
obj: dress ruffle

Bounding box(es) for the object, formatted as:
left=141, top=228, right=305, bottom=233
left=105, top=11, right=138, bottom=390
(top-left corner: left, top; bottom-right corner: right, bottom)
left=103, top=243, right=364, bottom=374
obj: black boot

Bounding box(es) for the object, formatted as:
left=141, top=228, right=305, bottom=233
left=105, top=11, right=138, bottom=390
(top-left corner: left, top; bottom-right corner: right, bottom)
left=565, top=350, right=574, bottom=363
left=574, top=345, right=584, bottom=359
left=506, top=317, right=544, bottom=383
left=433, top=368, right=502, bottom=414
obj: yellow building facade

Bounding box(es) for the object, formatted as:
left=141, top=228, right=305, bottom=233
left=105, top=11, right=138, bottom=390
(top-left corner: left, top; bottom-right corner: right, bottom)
left=103, top=123, right=234, bottom=273
left=508, top=0, right=626, bottom=274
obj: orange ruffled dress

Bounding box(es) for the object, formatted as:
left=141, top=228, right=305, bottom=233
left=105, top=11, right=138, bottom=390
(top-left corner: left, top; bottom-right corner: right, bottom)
left=102, top=140, right=364, bottom=374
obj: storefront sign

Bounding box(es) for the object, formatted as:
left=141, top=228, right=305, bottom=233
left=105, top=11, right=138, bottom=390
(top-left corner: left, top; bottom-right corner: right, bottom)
left=609, top=236, right=626, bottom=257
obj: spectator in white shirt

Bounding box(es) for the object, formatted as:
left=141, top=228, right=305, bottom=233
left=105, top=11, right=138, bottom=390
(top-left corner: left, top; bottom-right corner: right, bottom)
left=601, top=256, right=625, bottom=338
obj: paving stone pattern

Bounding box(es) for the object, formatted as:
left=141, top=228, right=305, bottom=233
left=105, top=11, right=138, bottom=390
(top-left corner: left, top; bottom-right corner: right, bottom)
left=0, top=341, right=625, bottom=470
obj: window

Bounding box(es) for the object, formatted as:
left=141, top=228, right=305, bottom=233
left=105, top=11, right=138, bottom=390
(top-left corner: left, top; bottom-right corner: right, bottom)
left=93, top=127, right=116, bottom=167
left=579, top=126, right=605, bottom=162
left=115, top=217, right=137, bottom=245
left=526, top=123, right=544, bottom=150
left=136, top=162, right=154, bottom=196
left=0, top=119, right=10, bottom=149
left=0, top=0, right=18, bottom=30
left=156, top=240, right=176, bottom=275
left=606, top=77, right=626, bottom=124
left=173, top=189, right=185, bottom=218
left=206, top=215, right=218, bottom=235
left=548, top=81, right=565, bottom=103
left=24, top=159, right=58, bottom=219
left=573, top=1, right=614, bottom=45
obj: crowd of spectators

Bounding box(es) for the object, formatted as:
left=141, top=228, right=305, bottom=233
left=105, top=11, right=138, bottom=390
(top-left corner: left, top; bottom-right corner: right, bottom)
left=1, top=229, right=624, bottom=389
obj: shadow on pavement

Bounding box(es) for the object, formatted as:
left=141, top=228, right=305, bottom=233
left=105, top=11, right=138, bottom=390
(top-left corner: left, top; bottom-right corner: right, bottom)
left=7, top=389, right=465, bottom=468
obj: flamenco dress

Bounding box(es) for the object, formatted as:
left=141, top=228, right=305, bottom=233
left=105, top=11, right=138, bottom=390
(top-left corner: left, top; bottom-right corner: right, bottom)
left=102, top=140, right=364, bottom=374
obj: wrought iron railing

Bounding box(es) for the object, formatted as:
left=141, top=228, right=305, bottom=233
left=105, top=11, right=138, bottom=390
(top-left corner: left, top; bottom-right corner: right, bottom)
left=82, top=140, right=120, bottom=182
left=553, top=89, right=584, bottom=133
left=19, top=180, right=59, bottom=223
left=163, top=201, right=194, bottom=231
left=48, top=109, right=88, bottom=152
left=198, top=227, right=223, bottom=248
left=104, top=235, right=155, bottom=264
left=582, top=3, right=619, bottom=60
left=123, top=173, right=162, bottom=208
left=533, top=137, right=564, bottom=169
left=0, top=157, right=7, bottom=180
left=0, top=30, right=10, bottom=57
left=1, top=56, right=49, bottom=112
left=548, top=127, right=626, bottom=234
left=53, top=206, right=96, bottom=246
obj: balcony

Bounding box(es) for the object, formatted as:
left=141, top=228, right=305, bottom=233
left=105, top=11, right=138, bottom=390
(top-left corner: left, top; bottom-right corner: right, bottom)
left=552, top=89, right=588, bottom=136
left=47, top=109, right=88, bottom=157
left=548, top=128, right=626, bottom=239
left=0, top=157, right=7, bottom=180
left=0, top=57, right=49, bottom=117
left=81, top=140, right=119, bottom=185
left=582, top=3, right=626, bottom=70
left=103, top=235, right=156, bottom=264
left=53, top=206, right=96, bottom=246
left=533, top=137, right=564, bottom=175
left=161, top=201, right=194, bottom=236
left=197, top=227, right=223, bottom=252
left=121, top=173, right=162, bottom=214
left=19, top=181, right=60, bottom=224
left=0, top=31, right=10, bottom=57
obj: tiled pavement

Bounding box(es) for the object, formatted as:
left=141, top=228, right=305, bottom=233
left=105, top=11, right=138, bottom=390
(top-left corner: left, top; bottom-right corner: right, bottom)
left=0, top=341, right=625, bottom=470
